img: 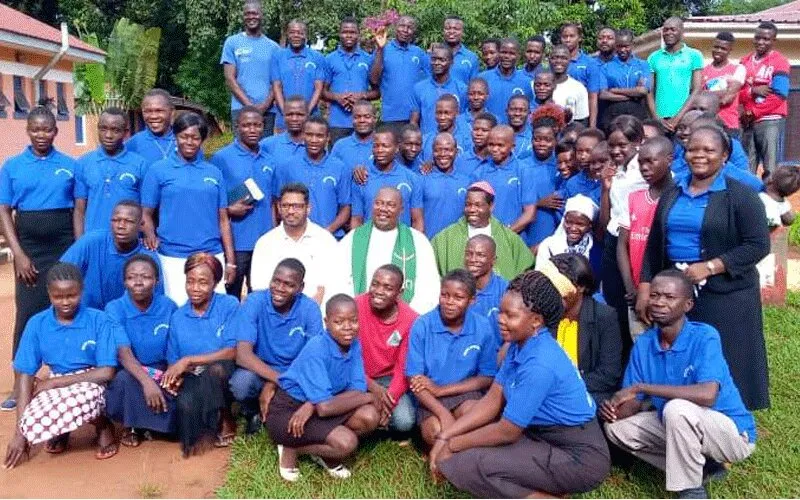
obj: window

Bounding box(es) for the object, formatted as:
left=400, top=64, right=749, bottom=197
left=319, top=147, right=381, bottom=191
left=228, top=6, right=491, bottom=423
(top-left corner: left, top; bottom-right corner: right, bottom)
left=56, top=82, right=69, bottom=121
left=0, top=74, right=9, bottom=119
left=13, top=76, right=30, bottom=119
left=38, top=80, right=48, bottom=105
left=75, top=114, right=85, bottom=145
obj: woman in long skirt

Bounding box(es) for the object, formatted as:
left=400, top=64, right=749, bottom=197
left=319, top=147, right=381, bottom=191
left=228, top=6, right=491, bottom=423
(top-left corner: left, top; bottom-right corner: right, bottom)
left=0, top=106, right=78, bottom=410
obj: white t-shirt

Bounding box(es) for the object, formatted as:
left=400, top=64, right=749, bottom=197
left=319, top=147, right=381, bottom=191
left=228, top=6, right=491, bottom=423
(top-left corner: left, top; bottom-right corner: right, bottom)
left=553, top=76, right=589, bottom=121
left=759, top=192, right=792, bottom=227
left=467, top=224, right=493, bottom=239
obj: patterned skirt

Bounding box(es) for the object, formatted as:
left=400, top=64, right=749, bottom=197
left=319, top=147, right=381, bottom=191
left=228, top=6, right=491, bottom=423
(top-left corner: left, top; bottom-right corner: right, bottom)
left=19, top=371, right=106, bottom=445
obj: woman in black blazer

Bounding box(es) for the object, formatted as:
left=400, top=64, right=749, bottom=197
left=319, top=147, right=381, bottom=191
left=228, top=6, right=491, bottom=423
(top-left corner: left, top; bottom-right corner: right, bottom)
left=637, top=126, right=770, bottom=410
left=549, top=253, right=623, bottom=406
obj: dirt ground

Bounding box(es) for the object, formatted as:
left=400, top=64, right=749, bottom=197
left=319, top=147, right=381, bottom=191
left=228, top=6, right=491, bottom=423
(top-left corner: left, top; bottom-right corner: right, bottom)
left=0, top=264, right=230, bottom=498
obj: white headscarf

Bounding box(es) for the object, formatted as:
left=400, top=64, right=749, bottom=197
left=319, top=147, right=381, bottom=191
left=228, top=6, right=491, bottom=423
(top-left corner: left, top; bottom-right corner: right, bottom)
left=535, top=194, right=598, bottom=266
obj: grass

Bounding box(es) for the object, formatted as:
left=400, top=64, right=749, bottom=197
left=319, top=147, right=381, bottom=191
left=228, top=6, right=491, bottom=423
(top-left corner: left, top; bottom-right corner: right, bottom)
left=138, top=483, right=164, bottom=499
left=218, top=293, right=800, bottom=498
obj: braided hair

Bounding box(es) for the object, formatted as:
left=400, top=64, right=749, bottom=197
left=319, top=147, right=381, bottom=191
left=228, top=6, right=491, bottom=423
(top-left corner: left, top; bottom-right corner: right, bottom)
left=507, top=270, right=564, bottom=331
left=48, top=262, right=84, bottom=287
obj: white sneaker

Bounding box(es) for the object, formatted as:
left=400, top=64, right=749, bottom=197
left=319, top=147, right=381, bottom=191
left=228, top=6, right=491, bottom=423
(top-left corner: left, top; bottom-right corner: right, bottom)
left=277, top=445, right=301, bottom=482
left=310, top=454, right=351, bottom=479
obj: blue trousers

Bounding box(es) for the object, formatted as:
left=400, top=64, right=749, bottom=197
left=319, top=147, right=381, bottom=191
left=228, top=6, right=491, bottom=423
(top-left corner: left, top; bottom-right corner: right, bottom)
left=229, top=368, right=266, bottom=417
left=375, top=375, right=416, bottom=432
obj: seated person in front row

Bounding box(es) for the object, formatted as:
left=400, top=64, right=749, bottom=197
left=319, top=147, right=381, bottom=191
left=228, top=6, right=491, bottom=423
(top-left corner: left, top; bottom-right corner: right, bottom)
left=430, top=270, right=611, bottom=498
left=5, top=263, right=120, bottom=469
left=602, top=270, right=756, bottom=500
left=229, top=258, right=323, bottom=435
left=407, top=270, right=499, bottom=449
left=61, top=200, right=163, bottom=310
left=161, top=253, right=240, bottom=457
left=535, top=193, right=597, bottom=268
left=105, top=254, right=178, bottom=447
left=265, top=294, right=380, bottom=482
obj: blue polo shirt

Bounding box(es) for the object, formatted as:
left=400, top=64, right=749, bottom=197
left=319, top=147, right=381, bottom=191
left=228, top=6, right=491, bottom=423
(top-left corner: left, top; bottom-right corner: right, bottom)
left=378, top=40, right=430, bottom=122
left=420, top=167, right=471, bottom=238
left=259, top=132, right=305, bottom=165
left=666, top=173, right=728, bottom=263
left=568, top=51, right=607, bottom=93
left=522, top=63, right=547, bottom=80
left=126, top=129, right=176, bottom=166
left=278, top=331, right=368, bottom=404
left=624, top=320, right=756, bottom=443
left=13, top=306, right=119, bottom=376
left=455, top=110, right=487, bottom=132
left=410, top=77, right=468, bottom=136
left=270, top=46, right=326, bottom=127
left=351, top=162, right=422, bottom=226
left=514, top=125, right=533, bottom=158
left=459, top=148, right=491, bottom=176
left=141, top=155, right=227, bottom=257
left=331, top=133, right=374, bottom=171
left=563, top=170, right=601, bottom=207
left=166, top=292, right=239, bottom=364
left=450, top=44, right=480, bottom=84
left=526, top=154, right=563, bottom=246
left=106, top=292, right=177, bottom=367
left=495, top=330, right=596, bottom=427
left=75, top=146, right=148, bottom=233
left=471, top=273, right=508, bottom=341
left=478, top=68, right=534, bottom=124
left=325, top=46, right=374, bottom=128
left=406, top=308, right=498, bottom=385
left=398, top=154, right=424, bottom=173
left=602, top=55, right=651, bottom=91
left=420, top=124, right=471, bottom=164
left=0, top=146, right=76, bottom=210
left=210, top=140, right=275, bottom=251
left=274, top=152, right=351, bottom=238
left=221, top=32, right=280, bottom=111
left=61, top=230, right=164, bottom=309
left=470, top=156, right=536, bottom=226
left=234, top=290, right=323, bottom=373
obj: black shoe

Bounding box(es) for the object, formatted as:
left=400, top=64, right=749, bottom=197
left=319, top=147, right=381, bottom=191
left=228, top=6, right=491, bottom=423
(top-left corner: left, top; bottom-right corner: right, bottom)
left=678, top=486, right=709, bottom=499
left=244, top=414, right=262, bottom=435
left=703, top=460, right=730, bottom=484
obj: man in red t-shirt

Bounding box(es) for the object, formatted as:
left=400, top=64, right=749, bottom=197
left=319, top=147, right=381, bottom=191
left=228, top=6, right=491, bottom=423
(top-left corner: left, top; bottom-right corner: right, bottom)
left=356, top=264, right=418, bottom=432
left=700, top=32, right=745, bottom=137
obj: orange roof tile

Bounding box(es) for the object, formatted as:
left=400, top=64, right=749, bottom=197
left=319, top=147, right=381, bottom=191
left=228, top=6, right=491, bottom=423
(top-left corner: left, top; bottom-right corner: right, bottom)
left=0, top=3, right=105, bottom=56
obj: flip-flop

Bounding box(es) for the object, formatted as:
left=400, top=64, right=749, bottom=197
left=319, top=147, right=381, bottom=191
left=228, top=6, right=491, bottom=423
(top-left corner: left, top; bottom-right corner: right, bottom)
left=45, top=435, right=69, bottom=454
left=214, top=432, right=236, bottom=448
left=95, top=441, right=119, bottom=460
left=310, top=454, right=351, bottom=479
left=120, top=428, right=142, bottom=448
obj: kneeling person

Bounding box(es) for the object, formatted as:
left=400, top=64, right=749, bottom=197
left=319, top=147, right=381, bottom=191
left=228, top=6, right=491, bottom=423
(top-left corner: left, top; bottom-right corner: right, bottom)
left=266, top=294, right=379, bottom=481
left=406, top=269, right=498, bottom=448
left=601, top=270, right=756, bottom=499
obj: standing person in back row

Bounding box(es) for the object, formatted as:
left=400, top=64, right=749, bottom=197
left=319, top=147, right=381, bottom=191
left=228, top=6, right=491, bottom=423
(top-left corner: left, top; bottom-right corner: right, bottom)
left=221, top=0, right=280, bottom=138
left=647, top=17, right=704, bottom=132
left=443, top=16, right=479, bottom=85
left=560, top=23, right=607, bottom=128
left=740, top=22, right=790, bottom=177
left=126, top=89, right=175, bottom=166
left=478, top=38, right=534, bottom=124
left=410, top=44, right=467, bottom=137
left=698, top=32, right=745, bottom=139
left=323, top=18, right=379, bottom=145
left=270, top=20, right=326, bottom=132
left=369, top=15, right=430, bottom=135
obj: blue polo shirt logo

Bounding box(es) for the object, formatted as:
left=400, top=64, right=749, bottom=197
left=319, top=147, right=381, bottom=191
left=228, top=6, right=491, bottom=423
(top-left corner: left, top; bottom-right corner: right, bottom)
left=462, top=344, right=481, bottom=356
left=396, top=182, right=412, bottom=193
left=305, top=61, right=317, bottom=70
left=683, top=364, right=696, bottom=379
left=81, top=340, right=97, bottom=351
left=461, top=60, right=473, bottom=68
left=512, top=87, right=524, bottom=95
left=457, top=187, right=467, bottom=195
left=261, top=164, right=273, bottom=173
left=119, top=172, right=137, bottom=183
left=203, top=177, right=219, bottom=186
left=215, top=325, right=225, bottom=338
left=55, top=168, right=74, bottom=178
left=153, top=323, right=169, bottom=336
left=289, top=326, right=307, bottom=337
left=486, top=306, right=499, bottom=317
left=322, top=175, right=337, bottom=186
left=357, top=62, right=369, bottom=70
left=507, top=176, right=520, bottom=185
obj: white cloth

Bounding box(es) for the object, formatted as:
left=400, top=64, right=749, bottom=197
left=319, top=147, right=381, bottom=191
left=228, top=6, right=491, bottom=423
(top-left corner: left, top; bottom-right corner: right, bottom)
left=159, top=252, right=226, bottom=307
left=553, top=76, right=589, bottom=121
left=608, top=155, right=648, bottom=236
left=534, top=195, right=596, bottom=268
left=467, top=224, right=493, bottom=239
left=250, top=221, right=344, bottom=306
left=758, top=192, right=791, bottom=227
left=338, top=225, right=441, bottom=315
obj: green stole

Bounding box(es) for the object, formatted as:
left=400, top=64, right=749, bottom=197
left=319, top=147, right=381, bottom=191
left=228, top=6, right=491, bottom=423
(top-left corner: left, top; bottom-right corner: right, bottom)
left=352, top=222, right=417, bottom=303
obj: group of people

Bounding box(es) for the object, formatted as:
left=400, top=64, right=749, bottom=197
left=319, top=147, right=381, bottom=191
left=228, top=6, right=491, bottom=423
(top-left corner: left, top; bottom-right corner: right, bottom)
left=1, top=4, right=798, bottom=499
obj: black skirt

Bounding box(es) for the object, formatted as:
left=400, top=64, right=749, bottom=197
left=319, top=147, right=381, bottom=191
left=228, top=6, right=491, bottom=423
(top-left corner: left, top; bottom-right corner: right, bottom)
left=689, top=285, right=770, bottom=410
left=105, top=367, right=177, bottom=434
left=265, top=388, right=355, bottom=447
left=13, top=209, right=74, bottom=355
left=600, top=232, right=632, bottom=351
left=175, top=360, right=235, bottom=454
left=416, top=390, right=483, bottom=423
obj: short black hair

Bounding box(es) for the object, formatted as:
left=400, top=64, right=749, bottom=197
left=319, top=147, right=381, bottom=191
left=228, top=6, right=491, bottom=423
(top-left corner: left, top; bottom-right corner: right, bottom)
left=429, top=42, right=453, bottom=60
left=467, top=77, right=489, bottom=91
left=481, top=37, right=500, bottom=48
left=549, top=253, right=596, bottom=295
left=561, top=120, right=585, bottom=138
left=555, top=138, right=575, bottom=155
left=473, top=112, right=498, bottom=127
left=143, top=88, right=173, bottom=106
left=279, top=182, right=310, bottom=203
left=375, top=263, right=404, bottom=286
left=284, top=95, right=307, bottom=108
left=28, top=106, right=56, bottom=128
left=507, top=270, right=565, bottom=330
left=559, top=22, right=583, bottom=37
left=124, top=253, right=160, bottom=281
left=643, top=118, right=666, bottom=136
left=48, top=262, right=84, bottom=287
left=607, top=115, right=644, bottom=143
left=113, top=199, right=143, bottom=219
left=340, top=16, right=359, bottom=28
left=442, top=269, right=477, bottom=298
left=237, top=105, right=263, bottom=122
left=508, top=94, right=531, bottom=107
left=616, top=29, right=634, bottom=41
left=467, top=234, right=496, bottom=255
left=769, top=163, right=800, bottom=198
left=716, top=31, right=735, bottom=43
left=577, top=128, right=606, bottom=142
left=101, top=107, right=127, bottom=121
left=173, top=112, right=208, bottom=140
left=325, top=293, right=356, bottom=316
left=275, top=257, right=306, bottom=280
left=758, top=22, right=778, bottom=35
left=436, top=93, right=460, bottom=107
left=375, top=125, right=399, bottom=144
left=527, top=35, right=546, bottom=45
left=653, top=269, right=694, bottom=299
left=305, top=116, right=330, bottom=132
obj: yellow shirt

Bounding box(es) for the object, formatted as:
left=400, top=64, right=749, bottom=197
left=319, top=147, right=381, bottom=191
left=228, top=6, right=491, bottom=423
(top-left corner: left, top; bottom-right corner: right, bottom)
left=556, top=318, right=579, bottom=366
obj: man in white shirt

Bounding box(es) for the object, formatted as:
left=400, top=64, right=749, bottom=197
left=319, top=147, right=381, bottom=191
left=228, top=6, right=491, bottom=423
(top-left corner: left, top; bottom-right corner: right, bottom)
left=550, top=44, right=590, bottom=124
left=339, top=186, right=440, bottom=314
left=250, top=182, right=342, bottom=305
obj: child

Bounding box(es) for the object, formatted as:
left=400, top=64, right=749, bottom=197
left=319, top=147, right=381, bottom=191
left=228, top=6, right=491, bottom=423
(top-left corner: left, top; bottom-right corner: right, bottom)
left=642, top=118, right=665, bottom=140
left=265, top=294, right=379, bottom=481
left=756, top=162, right=800, bottom=289
left=617, top=136, right=674, bottom=340
left=564, top=131, right=606, bottom=206
left=526, top=107, right=566, bottom=248
left=406, top=270, right=498, bottom=449
left=4, top=263, right=120, bottom=468
left=561, top=120, right=585, bottom=144
left=555, top=139, right=578, bottom=182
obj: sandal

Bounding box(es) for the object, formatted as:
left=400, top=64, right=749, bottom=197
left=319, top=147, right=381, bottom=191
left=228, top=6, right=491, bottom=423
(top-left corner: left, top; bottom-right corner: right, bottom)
left=310, top=454, right=351, bottom=479
left=96, top=441, right=119, bottom=460
left=120, top=428, right=142, bottom=448
left=214, top=432, right=236, bottom=448
left=277, top=445, right=301, bottom=482
left=45, top=434, right=69, bottom=454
